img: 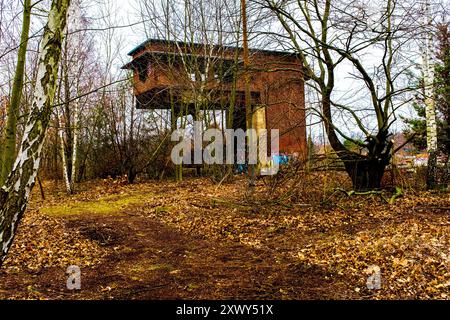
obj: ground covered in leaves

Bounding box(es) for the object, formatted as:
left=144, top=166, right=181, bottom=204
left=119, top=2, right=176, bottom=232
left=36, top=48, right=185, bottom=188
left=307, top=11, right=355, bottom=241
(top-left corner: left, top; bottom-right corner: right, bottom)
left=0, top=177, right=448, bottom=299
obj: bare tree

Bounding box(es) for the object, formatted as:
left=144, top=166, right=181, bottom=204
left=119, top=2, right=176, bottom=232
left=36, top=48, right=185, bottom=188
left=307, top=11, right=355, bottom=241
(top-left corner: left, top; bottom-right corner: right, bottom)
left=258, top=0, right=426, bottom=190
left=136, top=0, right=245, bottom=181
left=0, top=0, right=71, bottom=265
left=0, top=0, right=31, bottom=186
left=56, top=0, right=83, bottom=194
left=422, top=0, right=439, bottom=189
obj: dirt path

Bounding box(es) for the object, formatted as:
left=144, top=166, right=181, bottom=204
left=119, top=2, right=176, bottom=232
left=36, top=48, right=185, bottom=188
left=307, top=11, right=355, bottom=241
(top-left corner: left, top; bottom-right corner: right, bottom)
left=0, top=208, right=350, bottom=299
left=29, top=211, right=350, bottom=299
left=1, top=179, right=448, bottom=300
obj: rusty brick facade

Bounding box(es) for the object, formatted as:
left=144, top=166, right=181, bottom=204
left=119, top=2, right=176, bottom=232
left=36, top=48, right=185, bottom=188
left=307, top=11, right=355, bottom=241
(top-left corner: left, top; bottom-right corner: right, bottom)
left=123, top=39, right=307, bottom=155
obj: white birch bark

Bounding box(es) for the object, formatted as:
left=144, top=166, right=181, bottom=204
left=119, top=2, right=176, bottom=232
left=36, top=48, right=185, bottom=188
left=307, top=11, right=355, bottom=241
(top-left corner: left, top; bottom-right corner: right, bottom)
left=0, top=0, right=71, bottom=264
left=69, top=0, right=81, bottom=192
left=422, top=0, right=439, bottom=189
left=422, top=0, right=438, bottom=153
left=57, top=107, right=72, bottom=194
left=422, top=1, right=438, bottom=189
left=59, top=0, right=81, bottom=194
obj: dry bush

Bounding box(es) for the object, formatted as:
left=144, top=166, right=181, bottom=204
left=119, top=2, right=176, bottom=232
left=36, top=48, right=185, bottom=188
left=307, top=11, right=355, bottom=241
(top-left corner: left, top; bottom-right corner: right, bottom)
left=261, top=156, right=351, bottom=206
left=381, top=167, right=427, bottom=191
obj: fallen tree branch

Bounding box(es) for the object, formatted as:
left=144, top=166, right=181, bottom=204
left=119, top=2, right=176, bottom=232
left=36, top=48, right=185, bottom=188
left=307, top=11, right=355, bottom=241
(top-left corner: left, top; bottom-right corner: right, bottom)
left=333, top=187, right=403, bottom=204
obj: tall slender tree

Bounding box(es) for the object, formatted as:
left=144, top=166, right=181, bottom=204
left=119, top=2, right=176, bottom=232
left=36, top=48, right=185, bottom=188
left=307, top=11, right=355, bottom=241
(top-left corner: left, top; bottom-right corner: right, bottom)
left=422, top=0, right=439, bottom=189
left=0, top=0, right=32, bottom=185
left=58, top=0, right=81, bottom=194
left=0, top=0, right=71, bottom=265
left=241, top=0, right=257, bottom=193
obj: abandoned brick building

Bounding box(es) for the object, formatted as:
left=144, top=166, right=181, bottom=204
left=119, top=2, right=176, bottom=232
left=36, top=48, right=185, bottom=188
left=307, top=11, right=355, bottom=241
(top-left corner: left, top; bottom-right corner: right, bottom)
left=123, top=39, right=307, bottom=155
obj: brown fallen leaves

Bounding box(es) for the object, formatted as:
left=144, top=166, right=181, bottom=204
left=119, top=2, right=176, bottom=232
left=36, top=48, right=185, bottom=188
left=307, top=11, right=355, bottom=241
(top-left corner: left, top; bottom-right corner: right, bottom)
left=1, top=208, right=107, bottom=273
left=0, top=176, right=448, bottom=300
left=144, top=178, right=449, bottom=299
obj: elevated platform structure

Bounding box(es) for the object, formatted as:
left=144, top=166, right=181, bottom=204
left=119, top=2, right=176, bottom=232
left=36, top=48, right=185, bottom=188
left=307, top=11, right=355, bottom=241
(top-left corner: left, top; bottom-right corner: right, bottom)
left=123, top=39, right=307, bottom=154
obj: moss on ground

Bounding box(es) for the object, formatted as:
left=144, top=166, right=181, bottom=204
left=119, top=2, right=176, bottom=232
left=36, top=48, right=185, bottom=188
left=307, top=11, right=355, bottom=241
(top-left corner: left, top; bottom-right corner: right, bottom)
left=40, top=193, right=149, bottom=217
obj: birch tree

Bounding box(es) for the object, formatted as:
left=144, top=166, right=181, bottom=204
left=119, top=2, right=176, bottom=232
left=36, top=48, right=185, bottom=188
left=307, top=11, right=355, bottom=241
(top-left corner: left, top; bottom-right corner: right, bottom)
left=70, top=0, right=80, bottom=194
left=422, top=0, right=439, bottom=189
left=0, top=0, right=71, bottom=265
left=57, top=0, right=81, bottom=194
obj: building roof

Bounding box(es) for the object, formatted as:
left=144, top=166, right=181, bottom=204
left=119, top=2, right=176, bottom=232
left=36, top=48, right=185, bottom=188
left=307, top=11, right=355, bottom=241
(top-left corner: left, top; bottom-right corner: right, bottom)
left=127, top=38, right=300, bottom=58
left=121, top=50, right=243, bottom=70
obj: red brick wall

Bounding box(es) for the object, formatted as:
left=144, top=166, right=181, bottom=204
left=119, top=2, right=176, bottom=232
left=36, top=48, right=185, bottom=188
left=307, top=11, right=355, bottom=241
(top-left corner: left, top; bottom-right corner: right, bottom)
left=128, top=42, right=307, bottom=155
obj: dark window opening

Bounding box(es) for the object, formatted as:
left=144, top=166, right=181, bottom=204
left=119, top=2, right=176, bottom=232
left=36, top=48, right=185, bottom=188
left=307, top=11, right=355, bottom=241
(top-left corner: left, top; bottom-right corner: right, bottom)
left=136, top=60, right=149, bottom=82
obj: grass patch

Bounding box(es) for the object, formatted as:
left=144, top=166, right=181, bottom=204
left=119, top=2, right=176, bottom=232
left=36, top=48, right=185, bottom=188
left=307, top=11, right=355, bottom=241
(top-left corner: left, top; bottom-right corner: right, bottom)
left=41, top=193, right=149, bottom=217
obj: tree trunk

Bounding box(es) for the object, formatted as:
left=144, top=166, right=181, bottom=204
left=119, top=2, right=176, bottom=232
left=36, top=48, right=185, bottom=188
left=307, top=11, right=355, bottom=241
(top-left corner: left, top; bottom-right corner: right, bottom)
left=344, top=158, right=389, bottom=191
left=57, top=0, right=81, bottom=195
left=241, top=0, right=256, bottom=193
left=426, top=150, right=438, bottom=189
left=0, top=0, right=71, bottom=265
left=127, top=166, right=137, bottom=184
left=57, top=108, right=73, bottom=194
left=69, top=0, right=81, bottom=193
left=0, top=0, right=32, bottom=186
left=322, top=93, right=392, bottom=191
left=423, top=0, right=439, bottom=190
